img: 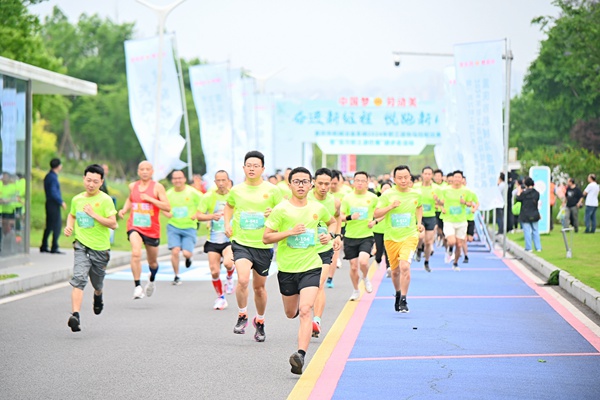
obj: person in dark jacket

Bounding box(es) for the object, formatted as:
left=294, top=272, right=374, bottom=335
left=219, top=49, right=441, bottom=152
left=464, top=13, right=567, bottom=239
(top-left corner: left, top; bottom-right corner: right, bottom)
left=40, top=158, right=67, bottom=254
left=515, top=177, right=542, bottom=252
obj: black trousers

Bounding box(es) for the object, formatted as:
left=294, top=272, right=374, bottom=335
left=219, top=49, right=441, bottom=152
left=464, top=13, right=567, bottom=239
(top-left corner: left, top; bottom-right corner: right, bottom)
left=374, top=232, right=388, bottom=264
left=41, top=203, right=62, bottom=252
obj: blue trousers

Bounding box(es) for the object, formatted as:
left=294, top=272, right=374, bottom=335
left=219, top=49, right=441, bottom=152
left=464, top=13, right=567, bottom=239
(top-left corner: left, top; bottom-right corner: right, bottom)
left=522, top=221, right=542, bottom=251
left=585, top=206, right=597, bottom=233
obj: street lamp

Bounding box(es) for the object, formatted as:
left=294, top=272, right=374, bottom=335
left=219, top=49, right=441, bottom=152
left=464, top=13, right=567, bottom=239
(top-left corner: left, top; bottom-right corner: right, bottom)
left=391, top=50, right=454, bottom=67
left=136, top=0, right=187, bottom=177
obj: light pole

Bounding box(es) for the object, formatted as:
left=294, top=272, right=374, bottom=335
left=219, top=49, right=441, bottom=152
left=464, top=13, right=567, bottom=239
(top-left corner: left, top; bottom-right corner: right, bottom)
left=391, top=50, right=454, bottom=66
left=502, top=41, right=513, bottom=257
left=136, top=0, right=187, bottom=176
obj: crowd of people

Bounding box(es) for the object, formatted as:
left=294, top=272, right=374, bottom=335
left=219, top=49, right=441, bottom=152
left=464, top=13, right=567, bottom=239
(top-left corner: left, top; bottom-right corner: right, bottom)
left=48, top=151, right=598, bottom=376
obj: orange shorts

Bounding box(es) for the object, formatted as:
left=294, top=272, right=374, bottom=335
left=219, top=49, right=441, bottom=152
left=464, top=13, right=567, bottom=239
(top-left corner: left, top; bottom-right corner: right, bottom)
left=384, top=236, right=419, bottom=270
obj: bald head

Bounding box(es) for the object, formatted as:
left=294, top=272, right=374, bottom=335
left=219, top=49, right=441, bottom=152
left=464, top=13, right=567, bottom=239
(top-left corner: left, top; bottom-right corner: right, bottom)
left=137, top=160, right=154, bottom=181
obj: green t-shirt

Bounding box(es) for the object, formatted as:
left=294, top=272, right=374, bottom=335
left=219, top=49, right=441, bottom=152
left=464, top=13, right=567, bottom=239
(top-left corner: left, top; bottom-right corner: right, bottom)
left=440, top=187, right=470, bottom=223
left=377, top=188, right=421, bottom=242
left=341, top=191, right=378, bottom=239
left=70, top=191, right=117, bottom=250
left=199, top=190, right=230, bottom=243
left=166, top=185, right=203, bottom=230
left=277, top=180, right=292, bottom=201
left=307, top=190, right=337, bottom=253
left=419, top=184, right=437, bottom=218
left=265, top=200, right=332, bottom=273
left=227, top=181, right=283, bottom=248
left=372, top=212, right=388, bottom=234
left=465, top=188, right=478, bottom=222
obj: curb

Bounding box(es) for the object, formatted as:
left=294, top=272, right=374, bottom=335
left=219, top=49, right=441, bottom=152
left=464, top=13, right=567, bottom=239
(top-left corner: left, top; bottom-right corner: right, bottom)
left=502, top=236, right=600, bottom=315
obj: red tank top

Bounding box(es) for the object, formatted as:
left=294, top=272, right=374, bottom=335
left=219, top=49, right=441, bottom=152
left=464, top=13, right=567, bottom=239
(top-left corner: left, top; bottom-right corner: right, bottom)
left=126, top=180, right=161, bottom=238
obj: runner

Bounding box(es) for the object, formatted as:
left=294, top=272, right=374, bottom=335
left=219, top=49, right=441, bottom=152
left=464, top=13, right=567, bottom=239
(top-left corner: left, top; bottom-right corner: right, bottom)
left=263, top=167, right=337, bottom=375
left=224, top=151, right=282, bottom=342
left=374, top=165, right=423, bottom=313
left=462, top=176, right=479, bottom=263
left=118, top=161, right=170, bottom=299
left=327, top=169, right=351, bottom=287
left=162, top=170, right=203, bottom=286
left=433, top=169, right=445, bottom=247
left=64, top=164, right=118, bottom=332
left=341, top=171, right=378, bottom=301
left=197, top=170, right=236, bottom=310
left=307, top=168, right=342, bottom=338
left=416, top=167, right=437, bottom=272
left=277, top=168, right=292, bottom=200
left=373, top=181, right=392, bottom=276
left=436, top=170, right=472, bottom=271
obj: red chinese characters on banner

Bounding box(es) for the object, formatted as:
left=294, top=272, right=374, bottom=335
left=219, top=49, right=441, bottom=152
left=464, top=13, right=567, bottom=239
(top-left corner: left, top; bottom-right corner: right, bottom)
left=337, top=96, right=418, bottom=107
left=459, top=59, right=496, bottom=68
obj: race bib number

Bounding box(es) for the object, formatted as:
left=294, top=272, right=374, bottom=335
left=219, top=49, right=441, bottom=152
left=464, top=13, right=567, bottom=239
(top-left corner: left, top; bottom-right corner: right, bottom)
left=212, top=218, right=225, bottom=232
left=466, top=207, right=472, bottom=215
left=422, top=204, right=432, bottom=212
left=449, top=206, right=463, bottom=215
left=133, top=212, right=151, bottom=228
left=239, top=212, right=265, bottom=230
left=391, top=213, right=411, bottom=228
left=287, top=229, right=315, bottom=249
left=172, top=206, right=188, bottom=218
left=317, top=226, right=328, bottom=236
left=76, top=211, right=94, bottom=229
left=350, top=207, right=369, bottom=220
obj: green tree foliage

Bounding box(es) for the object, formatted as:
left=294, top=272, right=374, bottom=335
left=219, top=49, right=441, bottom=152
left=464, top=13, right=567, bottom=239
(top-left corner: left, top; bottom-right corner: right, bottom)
left=519, top=146, right=600, bottom=185
left=512, top=0, right=600, bottom=152
left=31, top=117, right=57, bottom=168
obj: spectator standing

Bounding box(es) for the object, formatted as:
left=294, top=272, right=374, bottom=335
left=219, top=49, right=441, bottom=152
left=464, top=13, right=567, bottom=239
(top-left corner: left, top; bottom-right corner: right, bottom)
left=582, top=174, right=598, bottom=233
left=40, top=158, right=67, bottom=254
left=515, top=177, right=542, bottom=252
left=562, top=178, right=583, bottom=232
left=496, top=172, right=507, bottom=234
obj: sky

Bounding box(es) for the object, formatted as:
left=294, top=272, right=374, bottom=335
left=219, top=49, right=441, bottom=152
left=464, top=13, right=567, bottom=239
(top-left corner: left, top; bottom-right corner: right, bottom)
left=30, top=0, right=559, bottom=98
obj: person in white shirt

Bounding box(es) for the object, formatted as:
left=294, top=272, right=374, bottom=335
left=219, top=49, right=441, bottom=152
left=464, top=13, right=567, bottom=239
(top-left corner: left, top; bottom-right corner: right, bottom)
left=581, top=174, right=599, bottom=233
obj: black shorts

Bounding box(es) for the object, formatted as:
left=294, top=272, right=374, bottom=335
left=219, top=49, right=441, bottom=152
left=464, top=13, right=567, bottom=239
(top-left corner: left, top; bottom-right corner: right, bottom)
left=422, top=216, right=437, bottom=231
left=318, top=248, right=334, bottom=265
left=127, top=230, right=160, bottom=247
left=278, top=267, right=321, bottom=296
left=204, top=241, right=231, bottom=255
left=232, top=241, right=273, bottom=277
left=343, top=236, right=375, bottom=260
left=435, top=211, right=444, bottom=231
left=467, top=220, right=475, bottom=236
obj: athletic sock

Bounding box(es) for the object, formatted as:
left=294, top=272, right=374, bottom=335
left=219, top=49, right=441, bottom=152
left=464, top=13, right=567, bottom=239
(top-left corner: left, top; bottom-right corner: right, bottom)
left=313, top=316, right=321, bottom=324
left=149, top=267, right=158, bottom=282
left=238, top=307, right=247, bottom=316
left=212, top=278, right=223, bottom=296
left=255, top=314, right=265, bottom=323
left=73, top=311, right=80, bottom=318
left=227, top=265, right=236, bottom=278
left=134, top=280, right=141, bottom=287
left=298, top=349, right=306, bottom=357
left=326, top=277, right=332, bottom=283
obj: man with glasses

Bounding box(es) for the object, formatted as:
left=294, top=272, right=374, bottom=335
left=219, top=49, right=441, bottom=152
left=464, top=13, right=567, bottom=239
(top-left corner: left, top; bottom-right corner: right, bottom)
left=162, top=170, right=203, bottom=286
left=374, top=165, right=423, bottom=313
left=224, top=151, right=282, bottom=342
left=307, top=168, right=342, bottom=337
left=341, top=171, right=379, bottom=301
left=263, top=167, right=338, bottom=375
left=197, top=170, right=236, bottom=310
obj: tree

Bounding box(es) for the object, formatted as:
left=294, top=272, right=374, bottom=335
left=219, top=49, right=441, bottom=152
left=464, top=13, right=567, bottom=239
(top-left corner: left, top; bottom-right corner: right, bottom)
left=570, top=118, right=600, bottom=153
left=31, top=116, right=57, bottom=168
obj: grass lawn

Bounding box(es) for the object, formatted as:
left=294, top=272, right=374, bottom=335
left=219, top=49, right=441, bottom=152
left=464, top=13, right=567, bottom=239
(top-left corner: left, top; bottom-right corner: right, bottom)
left=0, top=274, right=18, bottom=281
left=508, top=229, right=600, bottom=292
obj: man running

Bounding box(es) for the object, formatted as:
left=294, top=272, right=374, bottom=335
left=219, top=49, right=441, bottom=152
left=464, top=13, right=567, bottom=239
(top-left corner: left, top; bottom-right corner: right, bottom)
left=224, top=151, right=282, bottom=342
left=197, top=170, right=236, bottom=310
left=327, top=169, right=349, bottom=287
left=416, top=167, right=437, bottom=272
left=307, top=168, right=342, bottom=337
left=462, top=176, right=479, bottom=263
left=263, top=167, right=337, bottom=375
left=341, top=171, right=378, bottom=301
left=118, top=161, right=170, bottom=299
left=163, top=170, right=203, bottom=285
left=64, top=164, right=118, bottom=332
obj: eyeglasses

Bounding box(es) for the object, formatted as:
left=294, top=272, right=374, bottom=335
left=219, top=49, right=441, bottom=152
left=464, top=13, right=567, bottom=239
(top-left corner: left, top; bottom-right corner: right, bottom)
left=291, top=179, right=311, bottom=186
left=244, top=163, right=262, bottom=169
left=354, top=179, right=367, bottom=183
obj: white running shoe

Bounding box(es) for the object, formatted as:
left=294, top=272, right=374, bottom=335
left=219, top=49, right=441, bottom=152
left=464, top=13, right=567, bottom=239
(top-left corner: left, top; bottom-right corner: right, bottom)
left=225, top=278, right=235, bottom=295
left=145, top=280, right=155, bottom=297
left=386, top=267, right=391, bottom=278
left=349, top=289, right=361, bottom=301
left=364, top=278, right=373, bottom=293
left=133, top=285, right=144, bottom=299
left=452, top=264, right=461, bottom=272
left=213, top=297, right=228, bottom=310
left=337, top=258, right=342, bottom=269
left=444, top=252, right=452, bottom=264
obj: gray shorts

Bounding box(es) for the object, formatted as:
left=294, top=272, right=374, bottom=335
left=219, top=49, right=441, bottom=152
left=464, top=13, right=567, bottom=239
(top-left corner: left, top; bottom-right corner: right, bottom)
left=69, top=240, right=111, bottom=291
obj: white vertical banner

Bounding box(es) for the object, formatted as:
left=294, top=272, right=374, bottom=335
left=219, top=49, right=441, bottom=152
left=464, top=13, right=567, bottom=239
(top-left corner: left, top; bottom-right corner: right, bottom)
left=436, top=66, right=466, bottom=173
left=189, top=64, right=234, bottom=182
left=124, top=35, right=186, bottom=180
left=454, top=40, right=505, bottom=211
left=255, top=94, right=275, bottom=174
left=229, top=69, right=247, bottom=184
left=1, top=87, right=17, bottom=175
left=242, top=77, right=257, bottom=152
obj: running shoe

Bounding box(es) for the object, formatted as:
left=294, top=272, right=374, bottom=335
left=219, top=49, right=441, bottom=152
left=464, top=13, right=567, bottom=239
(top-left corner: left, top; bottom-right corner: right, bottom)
left=312, top=321, right=321, bottom=338
left=172, top=276, right=182, bottom=285
left=213, top=296, right=228, bottom=310
left=444, top=251, right=452, bottom=264
left=386, top=267, right=391, bottom=278
left=93, top=294, right=103, bottom=315
left=463, top=256, right=469, bottom=264
left=399, top=297, right=409, bottom=313
left=336, top=258, right=342, bottom=269
left=68, top=314, right=81, bottom=332
left=394, top=292, right=401, bottom=312
left=144, top=279, right=155, bottom=297
left=364, top=277, right=373, bottom=293
left=225, top=277, right=235, bottom=294
left=289, top=352, right=305, bottom=375
left=415, top=248, right=422, bottom=262
left=233, top=314, right=248, bottom=334
left=452, top=263, right=461, bottom=272
left=326, top=278, right=334, bottom=289
left=349, top=289, right=361, bottom=301
left=133, top=285, right=144, bottom=299
left=253, top=317, right=266, bottom=342
left=185, top=258, right=192, bottom=268
left=424, top=261, right=431, bottom=273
